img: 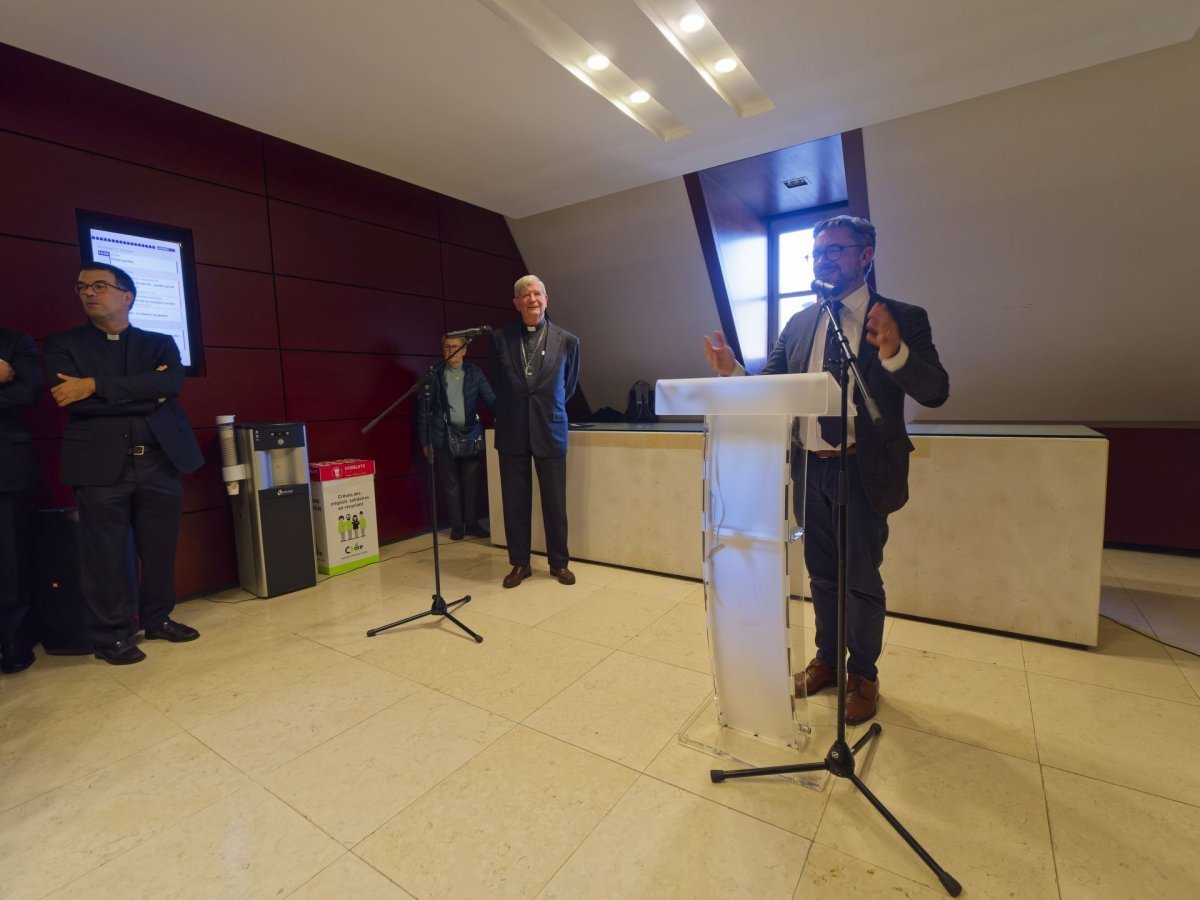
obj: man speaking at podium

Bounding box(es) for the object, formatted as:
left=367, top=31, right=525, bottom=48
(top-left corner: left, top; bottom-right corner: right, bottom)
left=703, top=216, right=949, bottom=724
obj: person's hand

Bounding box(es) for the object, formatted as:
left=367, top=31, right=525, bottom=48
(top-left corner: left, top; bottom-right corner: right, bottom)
left=422, top=446, right=430, bottom=459
left=51, top=373, right=96, bottom=406
left=0, top=358, right=13, bottom=383
left=156, top=365, right=167, bottom=402
left=703, top=330, right=736, bottom=376
left=865, top=303, right=901, bottom=359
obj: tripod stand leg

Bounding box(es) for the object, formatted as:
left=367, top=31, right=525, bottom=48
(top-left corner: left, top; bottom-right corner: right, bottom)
left=851, top=722, right=882, bottom=755
left=442, top=609, right=484, bottom=643
left=710, top=759, right=827, bottom=783
left=367, top=593, right=483, bottom=642
left=366, top=607, right=438, bottom=637
left=846, top=772, right=961, bottom=897
left=365, top=381, right=484, bottom=643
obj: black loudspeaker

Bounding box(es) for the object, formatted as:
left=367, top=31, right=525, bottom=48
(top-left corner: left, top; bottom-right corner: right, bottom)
left=32, top=509, right=139, bottom=655
left=32, top=508, right=90, bottom=654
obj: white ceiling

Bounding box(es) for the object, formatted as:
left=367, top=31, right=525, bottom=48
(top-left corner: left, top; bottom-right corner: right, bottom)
left=3, top=1, right=1197, bottom=218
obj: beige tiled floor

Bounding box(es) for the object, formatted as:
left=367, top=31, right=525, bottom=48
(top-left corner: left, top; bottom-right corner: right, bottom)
left=2, top=538, right=1199, bottom=899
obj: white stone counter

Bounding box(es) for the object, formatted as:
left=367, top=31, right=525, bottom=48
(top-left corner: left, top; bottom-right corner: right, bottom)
left=884, top=427, right=1107, bottom=646
left=485, top=427, right=704, bottom=579
left=485, top=424, right=1107, bottom=645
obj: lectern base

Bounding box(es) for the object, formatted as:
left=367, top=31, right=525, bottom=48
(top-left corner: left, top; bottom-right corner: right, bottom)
left=676, top=696, right=825, bottom=791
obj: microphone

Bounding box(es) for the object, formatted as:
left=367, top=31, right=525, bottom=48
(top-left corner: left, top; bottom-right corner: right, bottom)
left=444, top=325, right=493, bottom=340
left=811, top=279, right=837, bottom=299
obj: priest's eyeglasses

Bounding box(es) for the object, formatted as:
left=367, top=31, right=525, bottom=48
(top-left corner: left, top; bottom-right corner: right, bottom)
left=75, top=280, right=130, bottom=295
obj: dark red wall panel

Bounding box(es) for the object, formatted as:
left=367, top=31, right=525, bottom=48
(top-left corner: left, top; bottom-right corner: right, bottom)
left=268, top=200, right=441, bottom=296
left=0, top=44, right=265, bottom=195
left=1, top=46, right=527, bottom=598
left=1098, top=427, right=1200, bottom=551
left=196, top=266, right=279, bottom=349
left=0, top=237, right=87, bottom=338
left=376, top=474, right=432, bottom=543
left=280, top=350, right=439, bottom=422
left=306, top=416, right=420, bottom=480
left=443, top=300, right=517, bottom=355
left=441, top=244, right=529, bottom=308
left=176, top=507, right=239, bottom=597
left=0, top=132, right=272, bottom=271
left=178, top=347, right=287, bottom=426
left=438, top=196, right=520, bottom=259
left=182, top=428, right=238, bottom=514
left=276, top=277, right=443, bottom=356
left=263, top=137, right=438, bottom=238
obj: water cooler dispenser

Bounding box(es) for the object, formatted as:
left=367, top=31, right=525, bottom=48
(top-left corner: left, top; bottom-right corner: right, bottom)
left=218, top=418, right=317, bottom=598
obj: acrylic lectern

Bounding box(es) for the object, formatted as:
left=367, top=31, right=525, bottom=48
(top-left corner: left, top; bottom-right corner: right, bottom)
left=655, top=372, right=840, bottom=754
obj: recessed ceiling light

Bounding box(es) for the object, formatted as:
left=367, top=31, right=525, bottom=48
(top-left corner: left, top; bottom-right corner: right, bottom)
left=475, top=1, right=690, bottom=142
left=634, top=1, right=774, bottom=118
left=629, top=90, right=650, bottom=105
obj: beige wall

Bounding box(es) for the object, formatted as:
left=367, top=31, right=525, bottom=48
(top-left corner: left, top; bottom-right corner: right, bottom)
left=865, top=33, right=1200, bottom=423
left=511, top=34, right=1200, bottom=423
left=508, top=177, right=719, bottom=413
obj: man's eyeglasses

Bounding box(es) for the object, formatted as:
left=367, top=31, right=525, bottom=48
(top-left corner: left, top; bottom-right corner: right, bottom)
left=75, top=280, right=130, bottom=295
left=806, top=243, right=863, bottom=263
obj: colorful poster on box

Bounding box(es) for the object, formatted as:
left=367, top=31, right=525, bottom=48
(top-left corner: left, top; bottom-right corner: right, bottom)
left=310, top=459, right=379, bottom=576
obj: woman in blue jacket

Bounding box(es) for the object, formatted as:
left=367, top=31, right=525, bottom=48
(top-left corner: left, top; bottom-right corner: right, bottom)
left=418, top=334, right=497, bottom=540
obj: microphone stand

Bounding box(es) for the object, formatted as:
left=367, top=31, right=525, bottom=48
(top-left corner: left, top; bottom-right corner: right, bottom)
left=709, top=293, right=960, bottom=896
left=362, top=339, right=483, bottom=644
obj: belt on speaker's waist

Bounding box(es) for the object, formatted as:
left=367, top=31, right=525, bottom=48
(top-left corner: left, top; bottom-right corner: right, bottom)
left=811, top=444, right=856, bottom=459
left=127, top=444, right=160, bottom=456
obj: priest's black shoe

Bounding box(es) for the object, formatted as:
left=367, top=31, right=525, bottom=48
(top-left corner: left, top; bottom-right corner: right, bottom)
left=144, top=619, right=201, bottom=643
left=1, top=647, right=36, bottom=674
left=466, top=524, right=490, bottom=539
left=94, top=640, right=146, bottom=665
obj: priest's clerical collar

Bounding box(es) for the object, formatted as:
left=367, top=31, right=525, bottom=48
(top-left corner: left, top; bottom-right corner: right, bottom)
left=524, top=319, right=546, bottom=333
left=89, top=321, right=126, bottom=339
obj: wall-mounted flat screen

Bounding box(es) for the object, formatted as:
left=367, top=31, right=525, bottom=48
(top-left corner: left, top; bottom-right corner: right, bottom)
left=75, top=210, right=205, bottom=375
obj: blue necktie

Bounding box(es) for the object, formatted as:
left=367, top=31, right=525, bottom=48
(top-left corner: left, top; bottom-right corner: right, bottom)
left=817, top=300, right=845, bottom=448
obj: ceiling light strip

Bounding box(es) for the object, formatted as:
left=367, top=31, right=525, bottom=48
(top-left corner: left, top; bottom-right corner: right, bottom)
left=634, top=0, right=775, bottom=119
left=477, top=0, right=690, bottom=142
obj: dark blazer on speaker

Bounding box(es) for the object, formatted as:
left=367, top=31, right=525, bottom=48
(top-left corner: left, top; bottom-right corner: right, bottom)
left=765, top=290, right=949, bottom=516
left=0, top=327, right=41, bottom=492
left=43, top=324, right=204, bottom=486
left=489, top=321, right=580, bottom=458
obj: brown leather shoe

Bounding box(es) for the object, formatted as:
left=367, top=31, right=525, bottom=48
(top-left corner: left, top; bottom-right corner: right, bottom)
left=794, top=657, right=836, bottom=697
left=550, top=567, right=576, bottom=585
left=503, top=565, right=532, bottom=589
left=845, top=674, right=879, bottom=725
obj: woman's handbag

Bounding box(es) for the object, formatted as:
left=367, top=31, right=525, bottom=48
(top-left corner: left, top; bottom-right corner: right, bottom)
left=445, top=413, right=484, bottom=459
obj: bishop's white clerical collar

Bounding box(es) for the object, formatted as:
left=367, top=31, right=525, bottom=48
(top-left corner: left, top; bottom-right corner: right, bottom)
left=106, top=332, right=120, bottom=341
